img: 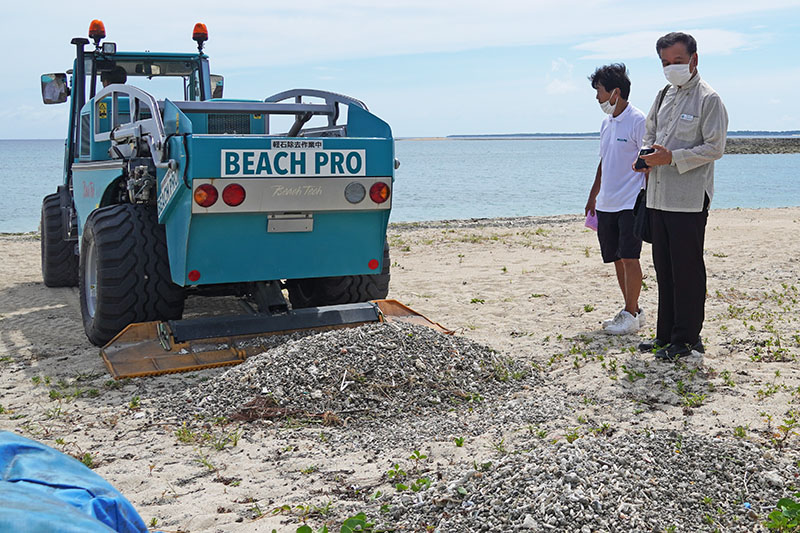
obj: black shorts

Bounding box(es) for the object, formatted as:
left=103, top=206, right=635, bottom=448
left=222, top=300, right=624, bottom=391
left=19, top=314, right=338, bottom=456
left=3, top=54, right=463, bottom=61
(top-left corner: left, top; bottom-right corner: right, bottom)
left=596, top=209, right=642, bottom=263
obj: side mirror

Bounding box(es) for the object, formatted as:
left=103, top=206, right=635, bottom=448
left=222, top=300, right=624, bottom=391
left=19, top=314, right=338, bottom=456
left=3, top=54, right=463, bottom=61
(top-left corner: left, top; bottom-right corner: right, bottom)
left=210, top=74, right=224, bottom=99
left=41, top=73, right=69, bottom=104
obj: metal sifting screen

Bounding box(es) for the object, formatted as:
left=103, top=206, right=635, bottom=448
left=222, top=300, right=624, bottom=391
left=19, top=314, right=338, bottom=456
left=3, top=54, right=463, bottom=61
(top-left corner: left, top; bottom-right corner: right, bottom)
left=207, top=114, right=251, bottom=134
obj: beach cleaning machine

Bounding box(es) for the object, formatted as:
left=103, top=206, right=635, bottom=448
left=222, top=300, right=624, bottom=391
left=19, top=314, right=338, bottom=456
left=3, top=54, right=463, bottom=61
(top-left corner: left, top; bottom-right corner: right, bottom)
left=39, top=21, right=448, bottom=379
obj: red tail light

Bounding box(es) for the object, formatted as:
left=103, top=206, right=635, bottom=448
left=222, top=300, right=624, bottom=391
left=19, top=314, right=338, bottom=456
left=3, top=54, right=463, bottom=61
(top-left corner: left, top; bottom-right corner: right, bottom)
left=369, top=182, right=390, bottom=204
left=222, top=184, right=246, bottom=206
left=194, top=184, right=218, bottom=207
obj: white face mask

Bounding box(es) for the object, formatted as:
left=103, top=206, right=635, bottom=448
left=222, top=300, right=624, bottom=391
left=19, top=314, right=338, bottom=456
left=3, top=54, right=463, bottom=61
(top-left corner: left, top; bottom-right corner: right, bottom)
left=599, top=90, right=617, bottom=114
left=664, top=63, right=692, bottom=86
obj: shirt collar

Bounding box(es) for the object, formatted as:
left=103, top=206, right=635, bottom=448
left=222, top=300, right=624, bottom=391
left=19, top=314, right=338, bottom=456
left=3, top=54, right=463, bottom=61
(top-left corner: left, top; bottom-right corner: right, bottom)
left=610, top=103, right=631, bottom=122
left=677, top=71, right=702, bottom=90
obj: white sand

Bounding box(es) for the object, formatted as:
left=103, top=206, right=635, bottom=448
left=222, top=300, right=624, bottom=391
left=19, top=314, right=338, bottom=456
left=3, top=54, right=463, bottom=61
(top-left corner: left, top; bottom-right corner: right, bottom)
left=1, top=207, right=799, bottom=531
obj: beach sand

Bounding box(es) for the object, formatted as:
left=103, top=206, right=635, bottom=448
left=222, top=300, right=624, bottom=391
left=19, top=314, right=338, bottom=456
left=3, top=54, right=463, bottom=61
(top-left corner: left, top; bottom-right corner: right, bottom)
left=1, top=207, right=799, bottom=531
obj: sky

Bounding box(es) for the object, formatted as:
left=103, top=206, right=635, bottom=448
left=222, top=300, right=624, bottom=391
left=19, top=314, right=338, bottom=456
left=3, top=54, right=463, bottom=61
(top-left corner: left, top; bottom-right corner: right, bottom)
left=3, top=0, right=800, bottom=138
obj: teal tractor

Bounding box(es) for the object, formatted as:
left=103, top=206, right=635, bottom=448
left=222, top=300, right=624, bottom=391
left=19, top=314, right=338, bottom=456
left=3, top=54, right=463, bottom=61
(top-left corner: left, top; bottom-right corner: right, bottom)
left=39, top=21, right=431, bottom=375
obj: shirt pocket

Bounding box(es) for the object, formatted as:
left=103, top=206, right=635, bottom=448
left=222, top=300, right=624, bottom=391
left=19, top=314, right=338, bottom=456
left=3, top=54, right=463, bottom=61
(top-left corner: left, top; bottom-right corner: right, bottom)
left=674, top=112, right=700, bottom=142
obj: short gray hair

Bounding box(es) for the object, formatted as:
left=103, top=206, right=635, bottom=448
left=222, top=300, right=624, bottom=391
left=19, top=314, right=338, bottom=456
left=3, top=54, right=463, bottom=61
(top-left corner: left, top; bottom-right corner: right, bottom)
left=656, top=32, right=697, bottom=56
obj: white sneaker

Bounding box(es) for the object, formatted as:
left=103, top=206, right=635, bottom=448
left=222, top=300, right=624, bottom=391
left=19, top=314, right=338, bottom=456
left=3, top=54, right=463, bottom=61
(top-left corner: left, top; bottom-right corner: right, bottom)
left=604, top=310, right=640, bottom=335
left=605, top=308, right=646, bottom=329
left=602, top=309, right=625, bottom=329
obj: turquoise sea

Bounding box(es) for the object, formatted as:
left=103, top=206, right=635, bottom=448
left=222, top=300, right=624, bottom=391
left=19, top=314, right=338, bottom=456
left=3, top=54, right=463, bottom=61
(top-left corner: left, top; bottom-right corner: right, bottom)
left=1, top=138, right=798, bottom=233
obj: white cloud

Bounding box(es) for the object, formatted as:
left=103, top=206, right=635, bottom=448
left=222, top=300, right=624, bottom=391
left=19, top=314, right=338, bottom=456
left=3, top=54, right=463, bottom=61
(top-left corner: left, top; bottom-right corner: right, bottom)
left=3, top=0, right=799, bottom=137
left=7, top=0, right=798, bottom=69
left=545, top=79, right=579, bottom=95
left=0, top=105, right=60, bottom=123
left=551, top=58, right=574, bottom=74
left=574, top=29, right=755, bottom=60
left=545, top=58, right=578, bottom=94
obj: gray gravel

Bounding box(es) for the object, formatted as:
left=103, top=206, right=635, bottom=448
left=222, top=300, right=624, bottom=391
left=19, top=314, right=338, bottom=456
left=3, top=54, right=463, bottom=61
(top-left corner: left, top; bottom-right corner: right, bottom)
left=155, top=321, right=796, bottom=532
left=390, top=214, right=581, bottom=231
left=163, top=322, right=537, bottom=425
left=725, top=137, right=800, bottom=154
left=367, top=431, right=792, bottom=533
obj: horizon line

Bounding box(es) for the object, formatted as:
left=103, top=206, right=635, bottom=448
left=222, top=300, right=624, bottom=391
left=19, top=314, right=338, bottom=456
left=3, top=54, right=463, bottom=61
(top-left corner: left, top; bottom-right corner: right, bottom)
left=3, top=130, right=799, bottom=142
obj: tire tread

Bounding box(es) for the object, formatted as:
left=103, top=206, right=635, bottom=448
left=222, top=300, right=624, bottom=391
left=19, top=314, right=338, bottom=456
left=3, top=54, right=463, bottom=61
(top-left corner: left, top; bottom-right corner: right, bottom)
left=41, top=193, right=78, bottom=287
left=80, top=204, right=184, bottom=345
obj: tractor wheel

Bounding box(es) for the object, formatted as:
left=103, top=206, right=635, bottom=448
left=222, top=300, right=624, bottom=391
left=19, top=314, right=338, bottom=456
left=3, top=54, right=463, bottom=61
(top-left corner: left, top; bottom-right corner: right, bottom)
left=41, top=193, right=78, bottom=287
left=287, top=244, right=390, bottom=309
left=79, top=204, right=184, bottom=346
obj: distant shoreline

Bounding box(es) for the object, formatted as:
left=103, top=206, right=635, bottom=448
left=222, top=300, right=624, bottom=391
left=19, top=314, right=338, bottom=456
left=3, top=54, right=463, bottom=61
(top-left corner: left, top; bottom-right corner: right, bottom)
left=398, top=136, right=800, bottom=154
left=399, top=136, right=598, bottom=141
left=723, top=137, right=800, bottom=154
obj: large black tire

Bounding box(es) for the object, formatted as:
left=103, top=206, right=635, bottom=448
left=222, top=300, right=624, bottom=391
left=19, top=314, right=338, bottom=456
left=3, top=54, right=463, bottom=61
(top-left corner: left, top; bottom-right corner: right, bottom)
left=79, top=204, right=185, bottom=346
left=286, top=244, right=390, bottom=309
left=41, top=193, right=78, bottom=287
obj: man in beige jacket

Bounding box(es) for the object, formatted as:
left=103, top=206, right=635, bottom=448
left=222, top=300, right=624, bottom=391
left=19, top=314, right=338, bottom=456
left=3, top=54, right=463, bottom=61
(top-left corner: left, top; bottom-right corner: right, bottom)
left=636, top=32, right=728, bottom=361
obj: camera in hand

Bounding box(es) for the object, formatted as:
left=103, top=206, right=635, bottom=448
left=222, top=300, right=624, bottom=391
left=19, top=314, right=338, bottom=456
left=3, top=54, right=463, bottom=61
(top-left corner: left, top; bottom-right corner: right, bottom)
left=635, top=148, right=655, bottom=170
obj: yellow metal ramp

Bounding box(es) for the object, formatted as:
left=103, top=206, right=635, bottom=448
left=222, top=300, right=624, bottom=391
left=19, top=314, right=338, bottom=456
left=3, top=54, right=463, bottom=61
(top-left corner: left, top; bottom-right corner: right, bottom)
left=101, top=300, right=451, bottom=379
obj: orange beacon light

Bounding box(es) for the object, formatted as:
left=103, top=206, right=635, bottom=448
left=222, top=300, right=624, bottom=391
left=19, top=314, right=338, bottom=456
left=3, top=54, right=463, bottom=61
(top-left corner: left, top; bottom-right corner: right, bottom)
left=192, top=23, right=208, bottom=52
left=89, top=20, right=106, bottom=46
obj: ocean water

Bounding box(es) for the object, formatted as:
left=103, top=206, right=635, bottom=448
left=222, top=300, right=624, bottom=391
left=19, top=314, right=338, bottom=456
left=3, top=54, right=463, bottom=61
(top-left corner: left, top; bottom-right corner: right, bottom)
left=1, top=138, right=798, bottom=233
left=394, top=139, right=800, bottom=221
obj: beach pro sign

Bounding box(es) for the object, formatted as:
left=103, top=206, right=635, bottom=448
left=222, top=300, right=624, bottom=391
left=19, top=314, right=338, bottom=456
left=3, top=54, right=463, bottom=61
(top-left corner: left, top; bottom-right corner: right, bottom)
left=222, top=141, right=366, bottom=178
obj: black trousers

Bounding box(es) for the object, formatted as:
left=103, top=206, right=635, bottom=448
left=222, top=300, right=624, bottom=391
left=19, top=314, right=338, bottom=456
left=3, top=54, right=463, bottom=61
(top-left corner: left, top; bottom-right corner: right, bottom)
left=650, top=207, right=708, bottom=345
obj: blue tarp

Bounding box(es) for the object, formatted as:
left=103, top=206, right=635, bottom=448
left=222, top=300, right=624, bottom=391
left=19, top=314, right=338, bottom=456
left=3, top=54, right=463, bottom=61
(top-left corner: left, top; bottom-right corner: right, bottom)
left=0, top=431, right=148, bottom=533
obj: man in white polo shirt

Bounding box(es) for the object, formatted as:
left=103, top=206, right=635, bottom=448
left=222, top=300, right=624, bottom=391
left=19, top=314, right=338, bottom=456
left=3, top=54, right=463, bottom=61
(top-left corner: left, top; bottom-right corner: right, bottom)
left=585, top=63, right=647, bottom=335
